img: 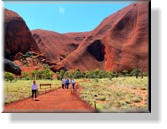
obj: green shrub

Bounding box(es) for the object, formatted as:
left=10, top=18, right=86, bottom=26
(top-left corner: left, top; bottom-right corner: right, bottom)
left=56, top=69, right=65, bottom=80
left=85, top=71, right=93, bottom=78
left=22, top=72, right=30, bottom=80
left=131, top=68, right=140, bottom=78
left=5, top=72, right=14, bottom=82
left=64, top=71, right=73, bottom=78
left=43, top=69, right=53, bottom=80
left=20, top=52, right=34, bottom=66
left=143, top=72, right=148, bottom=76
left=122, top=70, right=129, bottom=77
left=84, top=70, right=113, bottom=79
left=22, top=51, right=34, bottom=58
left=112, top=71, right=119, bottom=78
left=71, top=69, right=84, bottom=79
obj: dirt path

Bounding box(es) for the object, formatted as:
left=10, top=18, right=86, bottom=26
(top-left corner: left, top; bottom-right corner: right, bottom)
left=3, top=88, right=95, bottom=113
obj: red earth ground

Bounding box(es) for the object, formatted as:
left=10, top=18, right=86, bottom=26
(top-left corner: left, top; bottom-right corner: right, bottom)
left=3, top=88, right=95, bottom=113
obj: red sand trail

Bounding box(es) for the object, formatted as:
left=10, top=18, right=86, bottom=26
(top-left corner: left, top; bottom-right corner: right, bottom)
left=3, top=89, right=95, bottom=113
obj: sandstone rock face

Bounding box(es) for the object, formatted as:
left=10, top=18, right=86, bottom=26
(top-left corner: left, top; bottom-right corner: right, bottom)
left=103, top=3, right=149, bottom=72
left=31, top=29, right=89, bottom=64
left=4, top=2, right=149, bottom=73
left=4, top=9, right=39, bottom=60
left=52, top=3, right=149, bottom=72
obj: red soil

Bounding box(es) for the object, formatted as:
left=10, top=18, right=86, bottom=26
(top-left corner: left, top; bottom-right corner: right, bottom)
left=3, top=89, right=95, bottom=113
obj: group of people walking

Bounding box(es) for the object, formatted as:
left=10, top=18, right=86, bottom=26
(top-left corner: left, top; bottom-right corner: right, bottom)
left=62, top=78, right=75, bottom=89
left=31, top=78, right=77, bottom=101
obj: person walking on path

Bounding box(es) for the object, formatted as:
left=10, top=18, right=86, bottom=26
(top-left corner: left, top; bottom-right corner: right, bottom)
left=32, top=80, right=38, bottom=101
left=71, top=79, right=75, bottom=89
left=62, top=78, right=65, bottom=89
left=65, top=78, right=69, bottom=89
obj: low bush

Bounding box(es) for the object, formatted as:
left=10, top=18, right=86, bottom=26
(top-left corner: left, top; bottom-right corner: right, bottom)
left=5, top=72, right=14, bottom=82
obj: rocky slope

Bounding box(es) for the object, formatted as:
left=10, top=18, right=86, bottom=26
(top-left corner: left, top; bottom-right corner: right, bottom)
left=51, top=2, right=149, bottom=72
left=4, top=9, right=40, bottom=74
left=4, top=2, right=149, bottom=74
left=31, top=30, right=89, bottom=65
left=4, top=9, right=39, bottom=60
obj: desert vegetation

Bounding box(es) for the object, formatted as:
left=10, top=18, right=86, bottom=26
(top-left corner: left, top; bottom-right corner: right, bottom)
left=56, top=69, right=147, bottom=80
left=4, top=68, right=148, bottom=112
left=5, top=68, right=54, bottom=81
left=78, top=77, right=148, bottom=112
left=4, top=80, right=61, bottom=104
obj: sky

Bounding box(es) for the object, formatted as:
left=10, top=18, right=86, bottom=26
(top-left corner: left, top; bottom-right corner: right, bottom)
left=4, top=2, right=131, bottom=33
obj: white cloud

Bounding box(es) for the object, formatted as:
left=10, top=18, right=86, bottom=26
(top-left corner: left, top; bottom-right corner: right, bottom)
left=58, top=7, right=65, bottom=15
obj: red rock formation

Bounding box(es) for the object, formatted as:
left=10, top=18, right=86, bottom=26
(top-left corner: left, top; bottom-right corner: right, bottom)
left=4, top=9, right=39, bottom=60
left=103, top=3, right=149, bottom=72
left=31, top=29, right=89, bottom=64
left=52, top=2, right=149, bottom=72
left=5, top=2, right=149, bottom=73
left=14, top=58, right=44, bottom=73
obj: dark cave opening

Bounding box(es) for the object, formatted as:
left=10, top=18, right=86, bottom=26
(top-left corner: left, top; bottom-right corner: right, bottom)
left=87, top=40, right=105, bottom=62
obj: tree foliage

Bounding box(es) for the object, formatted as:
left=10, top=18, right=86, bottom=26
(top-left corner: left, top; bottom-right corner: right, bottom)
left=131, top=68, right=140, bottom=78
left=31, top=69, right=53, bottom=80
left=122, top=70, right=129, bottom=77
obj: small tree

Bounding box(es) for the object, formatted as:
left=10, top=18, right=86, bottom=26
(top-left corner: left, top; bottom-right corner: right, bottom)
left=43, top=69, right=53, bottom=80
left=56, top=69, right=65, bottom=80
left=85, top=71, right=92, bottom=78
left=113, top=71, right=119, bottom=78
left=131, top=68, right=140, bottom=78
left=141, top=72, right=144, bottom=78
left=22, top=72, right=30, bottom=80
left=122, top=70, right=129, bottom=77
left=72, top=69, right=84, bottom=79
left=94, top=69, right=101, bottom=78
left=143, top=72, right=148, bottom=76
left=64, top=71, right=72, bottom=79
left=108, top=72, right=113, bottom=80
